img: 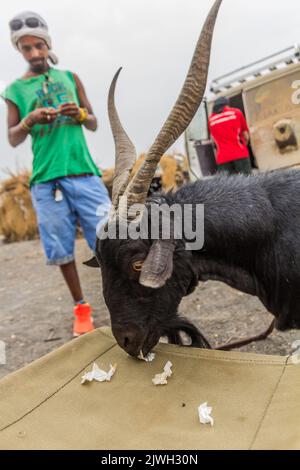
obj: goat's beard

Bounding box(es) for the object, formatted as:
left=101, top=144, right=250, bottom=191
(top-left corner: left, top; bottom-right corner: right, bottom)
left=141, top=315, right=211, bottom=355
left=162, top=316, right=211, bottom=349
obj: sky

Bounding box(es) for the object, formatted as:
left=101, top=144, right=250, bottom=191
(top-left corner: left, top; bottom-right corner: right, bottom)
left=1, top=0, right=300, bottom=178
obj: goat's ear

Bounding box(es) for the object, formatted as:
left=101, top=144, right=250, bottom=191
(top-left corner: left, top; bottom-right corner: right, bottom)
left=83, top=256, right=100, bottom=268
left=139, top=240, right=175, bottom=289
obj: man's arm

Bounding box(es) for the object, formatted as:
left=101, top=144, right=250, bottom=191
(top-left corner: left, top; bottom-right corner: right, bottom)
left=242, top=130, right=250, bottom=146
left=73, top=73, right=98, bottom=131
left=6, top=100, right=57, bottom=148
left=59, top=74, right=98, bottom=132
left=6, top=99, right=30, bottom=148
left=239, top=111, right=250, bottom=146
left=208, top=119, right=217, bottom=150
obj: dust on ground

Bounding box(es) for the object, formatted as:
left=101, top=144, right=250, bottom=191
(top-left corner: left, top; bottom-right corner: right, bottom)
left=0, top=238, right=299, bottom=379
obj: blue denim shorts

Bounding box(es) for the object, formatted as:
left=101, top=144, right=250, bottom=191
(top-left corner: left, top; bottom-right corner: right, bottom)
left=31, top=175, right=111, bottom=265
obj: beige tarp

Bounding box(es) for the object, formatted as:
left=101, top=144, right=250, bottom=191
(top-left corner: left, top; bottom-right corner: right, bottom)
left=0, top=327, right=299, bottom=450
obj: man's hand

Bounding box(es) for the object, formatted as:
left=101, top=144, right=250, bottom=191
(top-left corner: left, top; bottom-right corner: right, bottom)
left=27, top=107, right=58, bottom=126
left=59, top=102, right=81, bottom=119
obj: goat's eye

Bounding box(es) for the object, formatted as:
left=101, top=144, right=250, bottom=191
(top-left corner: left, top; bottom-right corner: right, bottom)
left=132, top=260, right=144, bottom=272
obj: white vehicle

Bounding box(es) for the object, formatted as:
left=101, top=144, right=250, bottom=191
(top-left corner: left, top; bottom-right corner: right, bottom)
left=185, top=45, right=300, bottom=180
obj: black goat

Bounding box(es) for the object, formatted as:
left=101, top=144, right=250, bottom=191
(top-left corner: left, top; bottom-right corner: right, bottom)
left=86, top=0, right=300, bottom=356
left=88, top=171, right=300, bottom=356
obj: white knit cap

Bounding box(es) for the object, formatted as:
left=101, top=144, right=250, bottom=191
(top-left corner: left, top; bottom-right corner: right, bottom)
left=9, top=11, right=58, bottom=64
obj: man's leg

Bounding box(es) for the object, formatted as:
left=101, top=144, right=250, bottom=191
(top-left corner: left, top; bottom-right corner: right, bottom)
left=71, top=175, right=111, bottom=251
left=217, top=161, right=235, bottom=175
left=60, top=261, right=83, bottom=303
left=60, top=260, right=93, bottom=337
left=233, top=158, right=252, bottom=175
left=31, top=182, right=93, bottom=336
left=61, top=175, right=111, bottom=336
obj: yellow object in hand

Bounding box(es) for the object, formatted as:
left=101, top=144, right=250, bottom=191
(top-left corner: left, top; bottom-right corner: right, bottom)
left=76, top=107, right=89, bottom=123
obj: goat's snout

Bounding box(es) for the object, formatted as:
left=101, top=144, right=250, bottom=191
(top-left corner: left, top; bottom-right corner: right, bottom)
left=112, top=324, right=146, bottom=357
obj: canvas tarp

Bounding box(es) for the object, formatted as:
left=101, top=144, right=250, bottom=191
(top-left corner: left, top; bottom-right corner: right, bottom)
left=0, top=327, right=299, bottom=450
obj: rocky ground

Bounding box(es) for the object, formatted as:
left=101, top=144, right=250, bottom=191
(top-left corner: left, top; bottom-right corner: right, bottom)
left=0, top=238, right=299, bottom=379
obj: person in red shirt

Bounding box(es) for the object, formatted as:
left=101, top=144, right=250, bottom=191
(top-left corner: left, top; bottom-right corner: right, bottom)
left=208, top=97, right=252, bottom=175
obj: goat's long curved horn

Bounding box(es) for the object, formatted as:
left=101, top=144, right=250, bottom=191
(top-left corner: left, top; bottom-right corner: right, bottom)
left=123, top=0, right=222, bottom=212
left=108, top=68, right=137, bottom=210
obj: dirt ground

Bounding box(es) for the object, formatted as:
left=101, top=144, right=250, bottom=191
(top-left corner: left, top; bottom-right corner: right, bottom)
left=0, top=238, right=299, bottom=380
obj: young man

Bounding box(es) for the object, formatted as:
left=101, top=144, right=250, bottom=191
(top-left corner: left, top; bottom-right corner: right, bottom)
left=2, top=12, right=111, bottom=336
left=208, top=97, right=252, bottom=175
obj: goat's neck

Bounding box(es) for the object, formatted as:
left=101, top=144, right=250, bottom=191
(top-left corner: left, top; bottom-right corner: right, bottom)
left=170, top=177, right=274, bottom=298
left=182, top=197, right=272, bottom=298
left=194, top=255, right=259, bottom=296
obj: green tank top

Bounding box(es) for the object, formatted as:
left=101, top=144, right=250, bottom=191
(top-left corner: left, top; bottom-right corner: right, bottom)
left=2, top=68, right=101, bottom=186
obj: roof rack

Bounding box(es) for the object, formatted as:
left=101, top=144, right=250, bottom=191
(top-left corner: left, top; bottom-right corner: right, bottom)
left=210, top=44, right=300, bottom=94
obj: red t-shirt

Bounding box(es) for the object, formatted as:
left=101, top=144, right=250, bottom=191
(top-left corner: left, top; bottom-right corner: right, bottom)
left=208, top=106, right=250, bottom=164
